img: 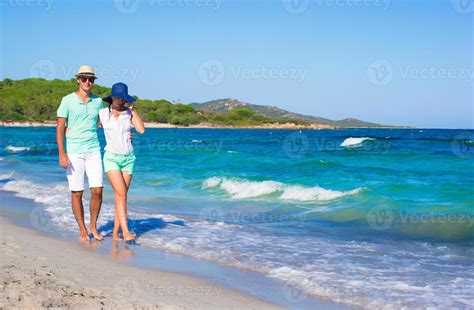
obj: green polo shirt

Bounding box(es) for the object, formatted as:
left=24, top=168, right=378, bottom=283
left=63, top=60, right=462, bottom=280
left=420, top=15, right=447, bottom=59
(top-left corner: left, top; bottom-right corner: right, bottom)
left=57, top=92, right=104, bottom=154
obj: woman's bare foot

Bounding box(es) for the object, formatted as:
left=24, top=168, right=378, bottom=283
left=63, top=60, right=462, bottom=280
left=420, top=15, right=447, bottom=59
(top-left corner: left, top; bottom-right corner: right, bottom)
left=123, top=233, right=136, bottom=242
left=90, top=229, right=104, bottom=241
left=113, top=233, right=122, bottom=241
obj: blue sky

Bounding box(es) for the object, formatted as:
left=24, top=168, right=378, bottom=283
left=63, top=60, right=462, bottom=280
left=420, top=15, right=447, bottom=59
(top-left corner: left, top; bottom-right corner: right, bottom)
left=1, top=0, right=472, bottom=128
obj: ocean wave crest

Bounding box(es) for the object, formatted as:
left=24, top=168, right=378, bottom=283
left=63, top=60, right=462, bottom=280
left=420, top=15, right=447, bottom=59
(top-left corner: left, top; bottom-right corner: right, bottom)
left=5, top=145, right=31, bottom=153
left=0, top=172, right=13, bottom=180
left=202, top=177, right=363, bottom=201
left=340, top=137, right=375, bottom=147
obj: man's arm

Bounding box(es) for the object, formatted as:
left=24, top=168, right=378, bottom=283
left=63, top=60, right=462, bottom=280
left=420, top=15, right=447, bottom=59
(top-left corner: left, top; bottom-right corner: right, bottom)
left=56, top=117, right=69, bottom=169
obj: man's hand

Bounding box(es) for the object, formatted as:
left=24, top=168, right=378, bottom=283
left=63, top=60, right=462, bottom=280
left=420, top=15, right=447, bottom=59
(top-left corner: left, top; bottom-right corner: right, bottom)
left=59, top=153, right=70, bottom=169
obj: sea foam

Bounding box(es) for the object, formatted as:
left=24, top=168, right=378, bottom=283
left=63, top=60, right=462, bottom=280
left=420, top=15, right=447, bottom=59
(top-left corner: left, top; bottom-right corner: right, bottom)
left=202, top=177, right=363, bottom=201
left=340, top=137, right=374, bottom=147
left=0, top=177, right=186, bottom=234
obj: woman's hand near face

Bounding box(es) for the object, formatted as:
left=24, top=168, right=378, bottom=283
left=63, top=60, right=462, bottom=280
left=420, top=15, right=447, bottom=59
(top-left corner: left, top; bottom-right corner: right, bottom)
left=130, top=105, right=145, bottom=134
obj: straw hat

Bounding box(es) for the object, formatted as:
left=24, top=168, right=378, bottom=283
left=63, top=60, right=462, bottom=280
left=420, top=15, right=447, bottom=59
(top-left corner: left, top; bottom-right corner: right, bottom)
left=74, top=65, right=98, bottom=78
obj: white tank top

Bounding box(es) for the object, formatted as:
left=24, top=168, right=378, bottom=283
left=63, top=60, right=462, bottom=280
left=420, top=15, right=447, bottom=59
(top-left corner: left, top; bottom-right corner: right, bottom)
left=99, top=108, right=133, bottom=155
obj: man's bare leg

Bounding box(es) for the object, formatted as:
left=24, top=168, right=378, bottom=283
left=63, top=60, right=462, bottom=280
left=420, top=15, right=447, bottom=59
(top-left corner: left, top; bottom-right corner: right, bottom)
left=89, top=187, right=103, bottom=240
left=71, top=191, right=89, bottom=241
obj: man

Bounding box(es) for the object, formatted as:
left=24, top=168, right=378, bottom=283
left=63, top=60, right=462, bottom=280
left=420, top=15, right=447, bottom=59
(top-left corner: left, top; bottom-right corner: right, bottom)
left=56, top=65, right=104, bottom=241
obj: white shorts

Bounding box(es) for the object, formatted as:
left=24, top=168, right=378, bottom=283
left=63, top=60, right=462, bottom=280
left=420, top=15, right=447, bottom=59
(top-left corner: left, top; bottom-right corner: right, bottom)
left=66, top=151, right=104, bottom=191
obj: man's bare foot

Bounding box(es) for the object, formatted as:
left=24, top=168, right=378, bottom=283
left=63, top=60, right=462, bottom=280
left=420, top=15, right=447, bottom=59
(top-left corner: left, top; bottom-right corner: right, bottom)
left=79, top=229, right=90, bottom=242
left=90, top=229, right=104, bottom=241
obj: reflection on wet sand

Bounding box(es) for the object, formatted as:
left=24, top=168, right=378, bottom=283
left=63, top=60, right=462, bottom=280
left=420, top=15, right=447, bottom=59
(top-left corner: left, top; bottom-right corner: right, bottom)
left=111, top=240, right=135, bottom=262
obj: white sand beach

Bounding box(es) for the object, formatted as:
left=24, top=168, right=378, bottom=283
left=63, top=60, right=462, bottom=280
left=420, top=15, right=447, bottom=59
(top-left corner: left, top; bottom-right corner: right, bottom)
left=0, top=217, right=283, bottom=309
left=0, top=121, right=333, bottom=130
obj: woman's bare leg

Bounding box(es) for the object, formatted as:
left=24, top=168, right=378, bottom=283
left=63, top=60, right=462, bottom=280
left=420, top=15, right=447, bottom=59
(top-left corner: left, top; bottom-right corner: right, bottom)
left=107, top=171, right=135, bottom=241
left=111, top=172, right=133, bottom=240
left=113, top=207, right=121, bottom=240
left=123, top=171, right=132, bottom=190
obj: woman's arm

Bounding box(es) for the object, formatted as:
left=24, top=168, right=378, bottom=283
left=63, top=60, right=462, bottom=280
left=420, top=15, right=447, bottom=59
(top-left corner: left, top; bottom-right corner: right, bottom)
left=130, top=106, right=145, bottom=134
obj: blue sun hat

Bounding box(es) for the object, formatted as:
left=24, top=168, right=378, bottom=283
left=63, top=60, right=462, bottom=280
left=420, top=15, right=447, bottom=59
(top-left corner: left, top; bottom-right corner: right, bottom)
left=103, top=82, right=136, bottom=104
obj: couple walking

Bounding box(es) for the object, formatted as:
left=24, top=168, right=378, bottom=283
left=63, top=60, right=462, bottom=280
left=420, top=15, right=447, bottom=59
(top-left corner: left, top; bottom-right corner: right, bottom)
left=56, top=65, right=145, bottom=242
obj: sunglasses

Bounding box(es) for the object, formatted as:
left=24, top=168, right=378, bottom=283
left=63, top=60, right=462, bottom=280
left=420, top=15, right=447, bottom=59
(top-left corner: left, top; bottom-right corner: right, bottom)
left=78, top=76, right=96, bottom=83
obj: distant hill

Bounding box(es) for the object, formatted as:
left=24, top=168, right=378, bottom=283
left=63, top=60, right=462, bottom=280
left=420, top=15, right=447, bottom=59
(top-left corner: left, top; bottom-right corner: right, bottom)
left=190, top=98, right=393, bottom=128
left=0, top=79, right=399, bottom=128
left=0, top=78, right=310, bottom=128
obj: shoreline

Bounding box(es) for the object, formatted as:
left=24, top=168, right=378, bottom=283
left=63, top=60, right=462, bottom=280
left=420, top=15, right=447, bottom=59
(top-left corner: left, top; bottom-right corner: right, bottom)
left=0, top=121, right=334, bottom=130
left=0, top=122, right=422, bottom=130
left=0, top=216, right=284, bottom=309
left=0, top=189, right=351, bottom=310
left=1, top=121, right=416, bottom=130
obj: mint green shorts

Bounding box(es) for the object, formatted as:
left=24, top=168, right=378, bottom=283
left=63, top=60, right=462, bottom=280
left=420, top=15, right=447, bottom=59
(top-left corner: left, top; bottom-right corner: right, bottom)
left=103, top=151, right=136, bottom=175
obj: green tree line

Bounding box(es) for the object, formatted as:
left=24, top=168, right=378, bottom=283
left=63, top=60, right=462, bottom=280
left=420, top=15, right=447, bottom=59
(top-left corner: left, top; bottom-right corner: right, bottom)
left=0, top=78, right=307, bottom=127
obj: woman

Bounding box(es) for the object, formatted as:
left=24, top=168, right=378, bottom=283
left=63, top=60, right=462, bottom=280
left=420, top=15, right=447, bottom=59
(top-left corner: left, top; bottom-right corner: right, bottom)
left=99, top=82, right=145, bottom=242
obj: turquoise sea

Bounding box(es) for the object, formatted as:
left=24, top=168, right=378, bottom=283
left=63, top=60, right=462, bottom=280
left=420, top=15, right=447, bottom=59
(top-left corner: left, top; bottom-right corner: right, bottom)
left=0, top=127, right=473, bottom=308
